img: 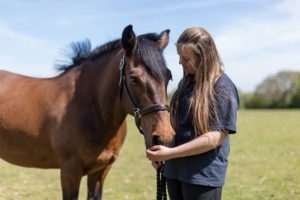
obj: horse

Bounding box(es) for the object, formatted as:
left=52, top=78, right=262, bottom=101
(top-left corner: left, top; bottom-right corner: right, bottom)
left=0, top=25, right=174, bottom=200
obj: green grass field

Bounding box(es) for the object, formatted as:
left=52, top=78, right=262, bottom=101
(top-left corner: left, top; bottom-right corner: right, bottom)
left=0, top=110, right=299, bottom=200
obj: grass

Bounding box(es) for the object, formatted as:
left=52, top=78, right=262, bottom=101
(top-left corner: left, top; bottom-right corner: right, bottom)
left=0, top=110, right=299, bottom=200
left=224, top=110, right=300, bottom=200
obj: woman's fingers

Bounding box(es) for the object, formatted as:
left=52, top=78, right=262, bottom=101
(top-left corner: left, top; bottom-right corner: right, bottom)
left=151, top=161, right=163, bottom=170
left=146, top=145, right=172, bottom=161
left=146, top=146, right=162, bottom=161
left=149, top=145, right=161, bottom=151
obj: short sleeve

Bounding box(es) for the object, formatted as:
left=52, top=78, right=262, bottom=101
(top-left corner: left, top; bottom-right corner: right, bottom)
left=209, top=77, right=240, bottom=134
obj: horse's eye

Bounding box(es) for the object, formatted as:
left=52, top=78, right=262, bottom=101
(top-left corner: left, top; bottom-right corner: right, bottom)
left=130, top=77, right=140, bottom=85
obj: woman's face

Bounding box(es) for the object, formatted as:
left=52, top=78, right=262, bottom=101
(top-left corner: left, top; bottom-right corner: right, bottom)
left=177, top=46, right=199, bottom=75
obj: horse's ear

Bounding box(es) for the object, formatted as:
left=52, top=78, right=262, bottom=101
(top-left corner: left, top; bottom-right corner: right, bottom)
left=158, top=29, right=170, bottom=50
left=122, top=25, right=137, bottom=55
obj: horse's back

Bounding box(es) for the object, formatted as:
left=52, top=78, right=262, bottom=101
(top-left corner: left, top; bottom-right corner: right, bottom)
left=0, top=69, right=62, bottom=168
left=0, top=69, right=48, bottom=95
left=0, top=69, right=24, bottom=87
left=0, top=69, right=55, bottom=125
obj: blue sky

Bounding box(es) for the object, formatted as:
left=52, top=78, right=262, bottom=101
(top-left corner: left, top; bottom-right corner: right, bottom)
left=0, top=0, right=299, bottom=92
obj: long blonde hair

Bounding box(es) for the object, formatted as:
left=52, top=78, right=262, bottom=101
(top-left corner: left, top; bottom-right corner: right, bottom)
left=171, top=27, right=224, bottom=135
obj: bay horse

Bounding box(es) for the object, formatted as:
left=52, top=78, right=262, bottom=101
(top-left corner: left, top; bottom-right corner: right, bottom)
left=0, top=25, right=174, bottom=200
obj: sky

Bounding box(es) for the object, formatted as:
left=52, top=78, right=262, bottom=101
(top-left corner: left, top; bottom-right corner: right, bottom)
left=0, top=0, right=299, bottom=93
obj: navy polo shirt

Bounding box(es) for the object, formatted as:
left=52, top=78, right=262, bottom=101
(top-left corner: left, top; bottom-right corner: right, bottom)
left=164, top=73, right=239, bottom=187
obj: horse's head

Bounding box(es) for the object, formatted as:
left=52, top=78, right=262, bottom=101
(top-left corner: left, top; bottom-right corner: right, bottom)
left=120, top=25, right=174, bottom=149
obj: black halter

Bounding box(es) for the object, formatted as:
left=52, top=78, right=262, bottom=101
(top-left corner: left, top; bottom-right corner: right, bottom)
left=119, top=55, right=170, bottom=135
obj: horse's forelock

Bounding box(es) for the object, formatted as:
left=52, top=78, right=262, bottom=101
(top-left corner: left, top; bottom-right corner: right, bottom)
left=137, top=37, right=172, bottom=84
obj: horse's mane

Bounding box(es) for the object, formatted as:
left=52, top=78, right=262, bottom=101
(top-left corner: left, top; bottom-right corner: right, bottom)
left=56, top=33, right=172, bottom=82
left=56, top=39, right=120, bottom=71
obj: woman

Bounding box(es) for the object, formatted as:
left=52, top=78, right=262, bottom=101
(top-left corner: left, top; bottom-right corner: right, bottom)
left=147, top=27, right=239, bottom=200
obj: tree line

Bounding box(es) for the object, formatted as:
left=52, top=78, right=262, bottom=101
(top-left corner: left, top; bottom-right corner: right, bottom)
left=240, top=71, right=300, bottom=109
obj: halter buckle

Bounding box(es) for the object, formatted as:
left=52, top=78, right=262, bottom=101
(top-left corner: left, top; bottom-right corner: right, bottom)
left=133, top=108, right=142, bottom=119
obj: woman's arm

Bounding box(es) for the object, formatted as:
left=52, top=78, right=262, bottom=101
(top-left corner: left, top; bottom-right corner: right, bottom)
left=146, top=131, right=228, bottom=162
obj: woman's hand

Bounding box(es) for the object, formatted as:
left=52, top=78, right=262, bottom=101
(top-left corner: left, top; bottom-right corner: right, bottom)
left=151, top=161, right=163, bottom=170
left=146, top=145, right=174, bottom=161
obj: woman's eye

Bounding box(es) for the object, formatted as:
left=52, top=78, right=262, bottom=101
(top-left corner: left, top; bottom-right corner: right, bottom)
left=180, top=56, right=189, bottom=62
left=183, top=57, right=189, bottom=62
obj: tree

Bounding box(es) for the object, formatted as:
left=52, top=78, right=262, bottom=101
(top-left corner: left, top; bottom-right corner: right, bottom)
left=245, top=71, right=300, bottom=108
left=290, top=78, right=300, bottom=108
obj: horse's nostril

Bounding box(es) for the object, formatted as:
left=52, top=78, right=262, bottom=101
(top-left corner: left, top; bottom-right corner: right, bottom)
left=152, top=135, right=161, bottom=145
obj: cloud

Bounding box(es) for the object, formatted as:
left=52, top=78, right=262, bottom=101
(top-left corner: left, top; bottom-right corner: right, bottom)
left=55, top=1, right=224, bottom=27
left=214, top=0, right=300, bottom=92
left=274, top=0, right=300, bottom=17
left=0, top=21, right=48, bottom=47
left=0, top=21, right=59, bottom=77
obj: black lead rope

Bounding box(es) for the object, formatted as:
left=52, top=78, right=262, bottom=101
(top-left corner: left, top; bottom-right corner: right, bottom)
left=157, top=164, right=167, bottom=200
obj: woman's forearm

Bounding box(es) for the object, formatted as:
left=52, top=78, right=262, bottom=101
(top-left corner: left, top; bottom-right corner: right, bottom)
left=146, top=131, right=228, bottom=161
left=170, top=131, right=228, bottom=159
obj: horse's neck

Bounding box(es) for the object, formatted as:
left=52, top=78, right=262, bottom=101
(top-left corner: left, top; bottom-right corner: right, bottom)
left=73, top=52, right=127, bottom=127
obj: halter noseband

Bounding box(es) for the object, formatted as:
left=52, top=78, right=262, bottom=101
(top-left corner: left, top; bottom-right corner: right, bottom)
left=119, top=55, right=170, bottom=135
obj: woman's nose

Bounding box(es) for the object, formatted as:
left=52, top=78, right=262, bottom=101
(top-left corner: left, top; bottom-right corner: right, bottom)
left=179, top=58, right=182, bottom=65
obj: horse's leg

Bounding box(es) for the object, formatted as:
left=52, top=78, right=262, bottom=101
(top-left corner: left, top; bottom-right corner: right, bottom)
left=87, top=123, right=126, bottom=200
left=87, top=150, right=116, bottom=200
left=60, top=158, right=84, bottom=200
left=87, top=164, right=113, bottom=200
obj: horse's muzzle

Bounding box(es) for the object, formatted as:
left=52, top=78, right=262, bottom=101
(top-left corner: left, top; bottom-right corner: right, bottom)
left=152, top=135, right=175, bottom=147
